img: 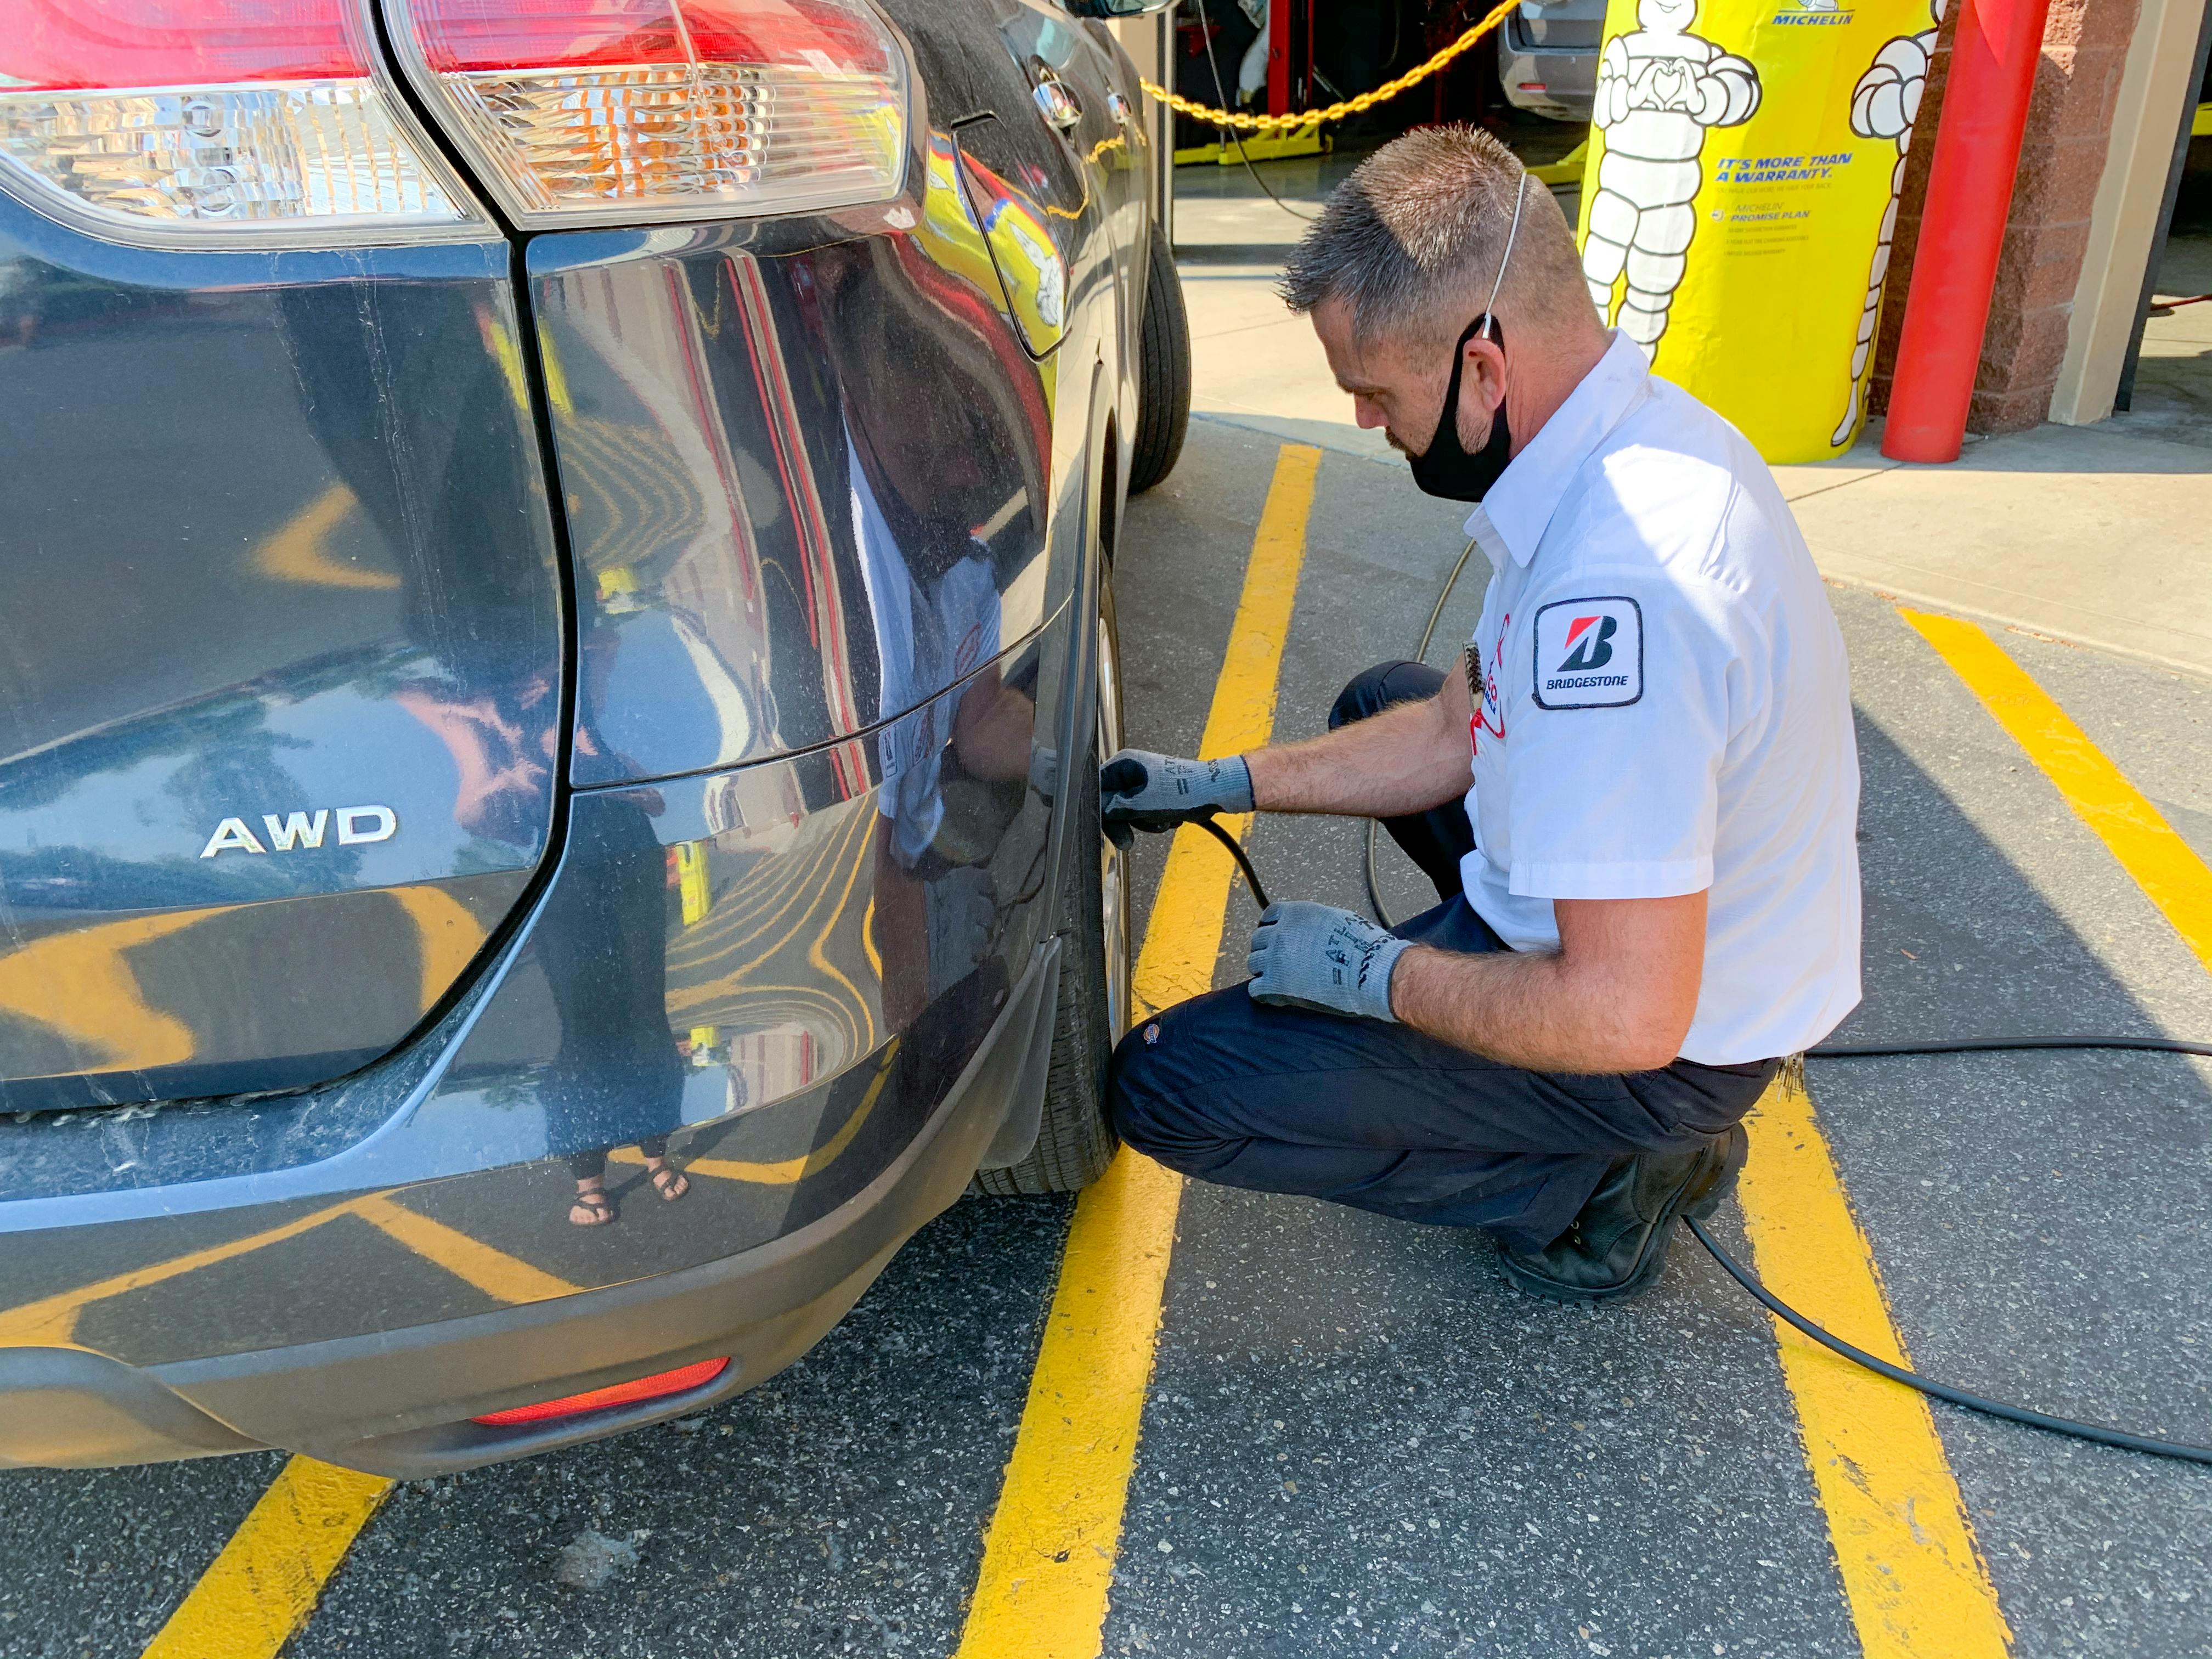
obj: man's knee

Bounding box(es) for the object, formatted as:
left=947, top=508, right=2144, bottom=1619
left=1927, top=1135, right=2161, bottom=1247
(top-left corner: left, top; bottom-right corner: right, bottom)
left=1108, top=1019, right=1201, bottom=1162
left=1329, top=660, right=1445, bottom=732
left=1105, top=1021, right=1153, bottom=1142
left=1107, top=1005, right=1250, bottom=1174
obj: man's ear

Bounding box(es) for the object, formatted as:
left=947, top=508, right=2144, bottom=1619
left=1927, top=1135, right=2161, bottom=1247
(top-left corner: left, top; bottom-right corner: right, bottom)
left=1464, top=332, right=1508, bottom=409
left=1455, top=332, right=1509, bottom=439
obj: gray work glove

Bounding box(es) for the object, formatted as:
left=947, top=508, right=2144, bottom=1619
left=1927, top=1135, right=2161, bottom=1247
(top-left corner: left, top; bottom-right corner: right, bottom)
left=1245, top=900, right=1409, bottom=1023
left=1099, top=749, right=1254, bottom=848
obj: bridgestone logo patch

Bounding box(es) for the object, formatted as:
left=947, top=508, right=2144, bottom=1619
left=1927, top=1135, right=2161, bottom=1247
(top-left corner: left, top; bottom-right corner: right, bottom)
left=1532, top=596, right=1643, bottom=709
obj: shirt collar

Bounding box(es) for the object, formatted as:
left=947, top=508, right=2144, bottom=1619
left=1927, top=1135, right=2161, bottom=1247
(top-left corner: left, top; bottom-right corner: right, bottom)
left=1463, top=330, right=1651, bottom=569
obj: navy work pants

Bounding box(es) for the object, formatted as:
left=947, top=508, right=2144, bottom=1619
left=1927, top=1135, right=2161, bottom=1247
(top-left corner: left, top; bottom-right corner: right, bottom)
left=1107, top=663, right=1778, bottom=1255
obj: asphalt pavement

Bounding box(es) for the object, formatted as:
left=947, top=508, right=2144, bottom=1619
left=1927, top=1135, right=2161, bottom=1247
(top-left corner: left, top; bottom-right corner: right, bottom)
left=8, top=356, right=2212, bottom=1659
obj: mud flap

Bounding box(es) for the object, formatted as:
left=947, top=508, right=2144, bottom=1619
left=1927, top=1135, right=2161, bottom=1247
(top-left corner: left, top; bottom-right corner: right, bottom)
left=974, top=935, right=1063, bottom=1170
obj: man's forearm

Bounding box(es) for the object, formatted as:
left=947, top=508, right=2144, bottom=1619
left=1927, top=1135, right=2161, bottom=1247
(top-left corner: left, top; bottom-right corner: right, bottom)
left=1392, top=945, right=1678, bottom=1073
left=1387, top=891, right=1706, bottom=1073
left=1244, top=692, right=1470, bottom=819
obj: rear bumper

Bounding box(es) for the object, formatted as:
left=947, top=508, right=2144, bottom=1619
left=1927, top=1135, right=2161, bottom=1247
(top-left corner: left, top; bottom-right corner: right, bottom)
left=1498, top=27, right=1596, bottom=121
left=0, top=938, right=1058, bottom=1477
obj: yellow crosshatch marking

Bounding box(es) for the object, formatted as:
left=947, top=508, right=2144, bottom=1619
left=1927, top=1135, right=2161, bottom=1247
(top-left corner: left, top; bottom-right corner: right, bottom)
left=955, top=442, right=1320, bottom=1659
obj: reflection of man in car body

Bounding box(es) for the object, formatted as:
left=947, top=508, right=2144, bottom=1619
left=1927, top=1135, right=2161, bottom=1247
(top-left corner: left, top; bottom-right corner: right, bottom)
left=823, top=242, right=1047, bottom=1035
left=391, top=526, right=695, bottom=1230
left=277, top=281, right=692, bottom=1228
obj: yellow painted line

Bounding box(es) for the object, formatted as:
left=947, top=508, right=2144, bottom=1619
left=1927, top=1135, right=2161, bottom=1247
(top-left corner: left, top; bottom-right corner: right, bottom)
left=352, top=1197, right=583, bottom=1305
left=954, top=443, right=1320, bottom=1659
left=141, top=1456, right=394, bottom=1659
left=1904, top=609, right=2212, bottom=976
left=1130, top=441, right=1320, bottom=1017
left=111, top=1062, right=897, bottom=1650
left=1737, top=1070, right=2012, bottom=1658
left=954, top=1147, right=1186, bottom=1657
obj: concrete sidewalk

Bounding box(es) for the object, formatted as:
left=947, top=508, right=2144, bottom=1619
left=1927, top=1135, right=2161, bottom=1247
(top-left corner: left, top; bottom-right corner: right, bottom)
left=1176, top=167, right=2212, bottom=682
left=1775, top=421, right=2212, bottom=681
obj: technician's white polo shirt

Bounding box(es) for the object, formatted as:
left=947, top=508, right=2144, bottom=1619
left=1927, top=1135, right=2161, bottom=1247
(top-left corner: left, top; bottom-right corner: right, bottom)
left=1458, top=331, right=1861, bottom=1065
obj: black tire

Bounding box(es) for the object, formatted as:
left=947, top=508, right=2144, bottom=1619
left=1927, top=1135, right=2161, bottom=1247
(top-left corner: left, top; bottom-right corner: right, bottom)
left=973, top=573, right=1131, bottom=1195
left=1127, top=223, right=1192, bottom=496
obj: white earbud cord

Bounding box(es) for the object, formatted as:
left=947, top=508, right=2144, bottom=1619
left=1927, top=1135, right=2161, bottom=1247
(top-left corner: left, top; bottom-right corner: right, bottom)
left=1481, top=172, right=1530, bottom=341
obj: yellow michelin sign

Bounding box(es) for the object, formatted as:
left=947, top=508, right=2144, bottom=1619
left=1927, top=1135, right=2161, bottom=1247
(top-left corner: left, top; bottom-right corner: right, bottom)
left=1576, top=0, right=1945, bottom=461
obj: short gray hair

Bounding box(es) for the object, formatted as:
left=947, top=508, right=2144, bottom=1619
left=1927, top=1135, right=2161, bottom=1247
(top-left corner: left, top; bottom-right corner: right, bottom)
left=1279, top=127, right=1590, bottom=348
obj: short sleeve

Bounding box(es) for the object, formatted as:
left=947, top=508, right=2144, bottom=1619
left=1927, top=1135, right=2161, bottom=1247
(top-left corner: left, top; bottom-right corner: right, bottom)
left=1499, top=575, right=1742, bottom=900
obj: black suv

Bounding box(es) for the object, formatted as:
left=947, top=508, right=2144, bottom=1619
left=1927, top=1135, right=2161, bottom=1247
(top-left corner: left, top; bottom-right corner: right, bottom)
left=0, top=0, right=1188, bottom=1474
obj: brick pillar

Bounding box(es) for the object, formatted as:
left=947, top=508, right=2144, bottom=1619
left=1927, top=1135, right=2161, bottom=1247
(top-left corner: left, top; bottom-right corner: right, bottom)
left=1870, top=0, right=2142, bottom=433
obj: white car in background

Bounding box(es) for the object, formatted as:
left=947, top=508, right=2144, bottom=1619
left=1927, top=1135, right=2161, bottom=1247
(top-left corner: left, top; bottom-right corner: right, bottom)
left=1499, top=0, right=1606, bottom=122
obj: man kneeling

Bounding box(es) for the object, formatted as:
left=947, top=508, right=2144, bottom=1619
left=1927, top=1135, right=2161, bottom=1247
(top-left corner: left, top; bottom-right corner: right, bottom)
left=1101, top=127, right=1862, bottom=1302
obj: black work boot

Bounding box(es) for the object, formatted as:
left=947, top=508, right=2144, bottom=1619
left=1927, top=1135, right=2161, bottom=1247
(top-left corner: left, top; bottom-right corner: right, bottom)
left=1497, top=1124, right=1748, bottom=1305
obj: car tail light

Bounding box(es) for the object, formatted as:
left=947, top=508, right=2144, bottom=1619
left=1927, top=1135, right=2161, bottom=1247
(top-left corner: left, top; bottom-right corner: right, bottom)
left=0, top=0, right=489, bottom=245
left=383, top=0, right=909, bottom=228
left=471, top=1356, right=731, bottom=1425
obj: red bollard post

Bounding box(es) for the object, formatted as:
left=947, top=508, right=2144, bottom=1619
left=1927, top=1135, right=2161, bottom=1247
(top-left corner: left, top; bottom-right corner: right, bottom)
left=1880, top=0, right=2054, bottom=463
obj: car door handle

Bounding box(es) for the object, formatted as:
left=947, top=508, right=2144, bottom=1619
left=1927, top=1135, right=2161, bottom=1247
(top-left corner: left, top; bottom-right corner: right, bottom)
left=1031, top=69, right=1083, bottom=132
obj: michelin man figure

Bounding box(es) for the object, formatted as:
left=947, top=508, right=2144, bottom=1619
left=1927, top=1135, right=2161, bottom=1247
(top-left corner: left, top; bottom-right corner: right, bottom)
left=1830, top=0, right=1944, bottom=446
left=1582, top=0, right=1760, bottom=351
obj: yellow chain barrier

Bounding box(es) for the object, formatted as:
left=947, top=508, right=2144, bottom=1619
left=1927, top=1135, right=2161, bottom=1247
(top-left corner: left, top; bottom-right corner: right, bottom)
left=1140, top=0, right=1522, bottom=132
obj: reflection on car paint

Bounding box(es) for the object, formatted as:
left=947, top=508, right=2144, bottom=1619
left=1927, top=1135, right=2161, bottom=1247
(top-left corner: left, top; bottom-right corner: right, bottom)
left=953, top=134, right=1069, bottom=358
left=917, top=129, right=1007, bottom=304
left=0, top=238, right=565, bottom=1111
left=0, top=879, right=510, bottom=1085
left=0, top=638, right=548, bottom=1107
left=0, top=64, right=1116, bottom=1406
left=532, top=134, right=1058, bottom=789
left=0, top=611, right=1066, bottom=1363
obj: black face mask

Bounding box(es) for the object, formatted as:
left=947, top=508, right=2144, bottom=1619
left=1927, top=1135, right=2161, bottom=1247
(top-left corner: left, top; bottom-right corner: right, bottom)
left=1407, top=316, right=1512, bottom=503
